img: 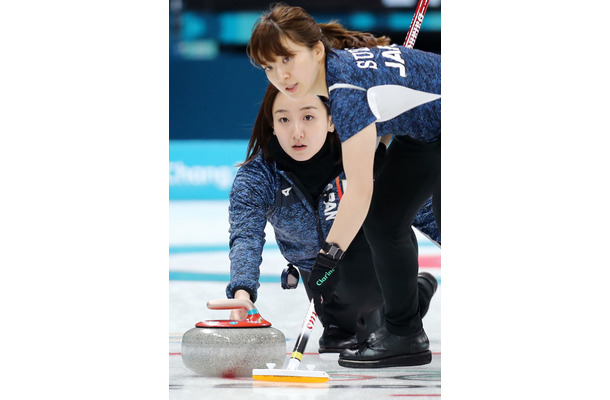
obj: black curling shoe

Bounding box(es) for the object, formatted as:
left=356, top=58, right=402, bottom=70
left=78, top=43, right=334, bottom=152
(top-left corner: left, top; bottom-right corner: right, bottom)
left=319, top=327, right=359, bottom=353
left=338, top=326, right=431, bottom=368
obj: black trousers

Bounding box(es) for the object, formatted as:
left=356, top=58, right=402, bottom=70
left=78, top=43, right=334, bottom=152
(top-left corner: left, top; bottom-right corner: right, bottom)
left=302, top=226, right=437, bottom=341
left=362, top=135, right=441, bottom=336
left=301, top=229, right=383, bottom=341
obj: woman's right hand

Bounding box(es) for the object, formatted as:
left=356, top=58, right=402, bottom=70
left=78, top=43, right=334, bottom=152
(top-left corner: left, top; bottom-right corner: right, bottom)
left=229, top=308, right=247, bottom=320
left=229, top=289, right=251, bottom=320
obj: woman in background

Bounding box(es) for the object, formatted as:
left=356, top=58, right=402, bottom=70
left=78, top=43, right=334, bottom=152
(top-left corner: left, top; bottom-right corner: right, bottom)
left=225, top=83, right=439, bottom=353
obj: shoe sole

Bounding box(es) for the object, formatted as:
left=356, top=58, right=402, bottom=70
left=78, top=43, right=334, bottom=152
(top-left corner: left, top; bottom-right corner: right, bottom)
left=318, top=348, right=343, bottom=354
left=338, top=350, right=432, bottom=368
left=319, top=345, right=360, bottom=353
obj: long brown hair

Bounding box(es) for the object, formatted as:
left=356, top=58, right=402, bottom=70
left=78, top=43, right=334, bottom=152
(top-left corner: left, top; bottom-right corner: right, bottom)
left=241, top=83, right=339, bottom=165
left=242, top=3, right=390, bottom=164
left=247, top=3, right=391, bottom=68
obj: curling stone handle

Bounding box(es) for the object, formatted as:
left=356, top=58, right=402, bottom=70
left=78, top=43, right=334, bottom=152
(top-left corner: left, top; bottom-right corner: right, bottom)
left=203, top=298, right=271, bottom=326
left=206, top=298, right=256, bottom=312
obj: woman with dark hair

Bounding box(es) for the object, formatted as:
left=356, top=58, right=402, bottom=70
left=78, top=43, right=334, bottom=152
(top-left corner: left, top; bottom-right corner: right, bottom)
left=247, top=4, right=441, bottom=367
left=225, top=83, right=439, bottom=353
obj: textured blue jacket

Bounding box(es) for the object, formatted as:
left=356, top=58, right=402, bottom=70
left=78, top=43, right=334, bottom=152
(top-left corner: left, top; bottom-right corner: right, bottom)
left=225, top=153, right=440, bottom=302
left=326, top=47, right=441, bottom=143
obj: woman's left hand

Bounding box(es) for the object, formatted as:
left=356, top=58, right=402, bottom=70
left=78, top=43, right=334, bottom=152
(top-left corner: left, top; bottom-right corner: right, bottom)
left=307, top=253, right=340, bottom=304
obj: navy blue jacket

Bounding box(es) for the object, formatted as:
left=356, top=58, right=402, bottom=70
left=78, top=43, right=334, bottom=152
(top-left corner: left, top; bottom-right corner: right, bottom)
left=326, top=46, right=441, bottom=143
left=225, top=153, right=439, bottom=302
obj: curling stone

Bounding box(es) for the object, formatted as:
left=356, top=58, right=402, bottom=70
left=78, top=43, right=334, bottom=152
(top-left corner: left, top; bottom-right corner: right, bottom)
left=181, top=298, right=286, bottom=378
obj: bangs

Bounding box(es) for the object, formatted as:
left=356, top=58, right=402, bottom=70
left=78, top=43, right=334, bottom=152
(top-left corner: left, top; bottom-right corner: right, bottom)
left=247, top=21, right=295, bottom=68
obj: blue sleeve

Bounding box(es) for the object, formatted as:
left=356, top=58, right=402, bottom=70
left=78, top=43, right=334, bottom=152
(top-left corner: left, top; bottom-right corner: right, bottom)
left=225, top=159, right=275, bottom=303
left=329, top=88, right=378, bottom=142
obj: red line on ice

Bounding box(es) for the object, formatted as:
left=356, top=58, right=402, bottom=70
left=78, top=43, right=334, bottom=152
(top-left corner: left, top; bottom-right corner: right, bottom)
left=418, top=255, right=440, bottom=268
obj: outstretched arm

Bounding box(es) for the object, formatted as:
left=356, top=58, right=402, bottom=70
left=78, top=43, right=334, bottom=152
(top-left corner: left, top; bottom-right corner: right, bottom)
left=225, top=162, right=274, bottom=314
left=324, top=122, right=377, bottom=251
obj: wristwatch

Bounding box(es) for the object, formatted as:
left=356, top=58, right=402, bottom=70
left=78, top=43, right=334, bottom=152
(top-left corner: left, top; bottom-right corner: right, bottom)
left=322, top=241, right=345, bottom=261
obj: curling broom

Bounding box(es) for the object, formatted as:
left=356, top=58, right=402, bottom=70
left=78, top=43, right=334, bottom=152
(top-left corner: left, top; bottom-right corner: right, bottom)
left=404, top=0, right=430, bottom=49
left=252, top=299, right=329, bottom=383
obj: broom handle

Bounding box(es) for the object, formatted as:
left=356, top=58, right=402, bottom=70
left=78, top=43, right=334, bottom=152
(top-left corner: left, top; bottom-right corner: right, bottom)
left=403, top=0, right=431, bottom=49
left=286, top=300, right=318, bottom=370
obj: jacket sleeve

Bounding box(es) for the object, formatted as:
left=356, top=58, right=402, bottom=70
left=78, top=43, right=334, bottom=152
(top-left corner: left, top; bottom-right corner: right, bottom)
left=412, top=197, right=441, bottom=247
left=225, top=160, right=275, bottom=303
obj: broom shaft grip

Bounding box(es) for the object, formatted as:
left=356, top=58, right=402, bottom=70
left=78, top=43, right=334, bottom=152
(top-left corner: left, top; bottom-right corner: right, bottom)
left=403, top=0, right=430, bottom=49
left=287, top=300, right=318, bottom=369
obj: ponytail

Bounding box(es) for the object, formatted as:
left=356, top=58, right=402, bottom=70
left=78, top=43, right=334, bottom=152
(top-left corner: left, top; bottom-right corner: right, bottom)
left=319, top=22, right=391, bottom=51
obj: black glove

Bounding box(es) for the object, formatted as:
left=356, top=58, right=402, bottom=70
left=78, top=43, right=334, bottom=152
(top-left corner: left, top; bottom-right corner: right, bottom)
left=307, top=253, right=340, bottom=304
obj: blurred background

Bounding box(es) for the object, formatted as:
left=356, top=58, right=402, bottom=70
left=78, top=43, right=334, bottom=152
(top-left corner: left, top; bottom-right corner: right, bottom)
left=169, top=0, right=441, bottom=202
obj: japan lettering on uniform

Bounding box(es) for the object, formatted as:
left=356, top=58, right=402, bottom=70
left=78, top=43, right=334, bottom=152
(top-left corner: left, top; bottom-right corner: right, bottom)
left=323, top=183, right=338, bottom=221
left=323, top=191, right=337, bottom=221
left=347, top=45, right=407, bottom=77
